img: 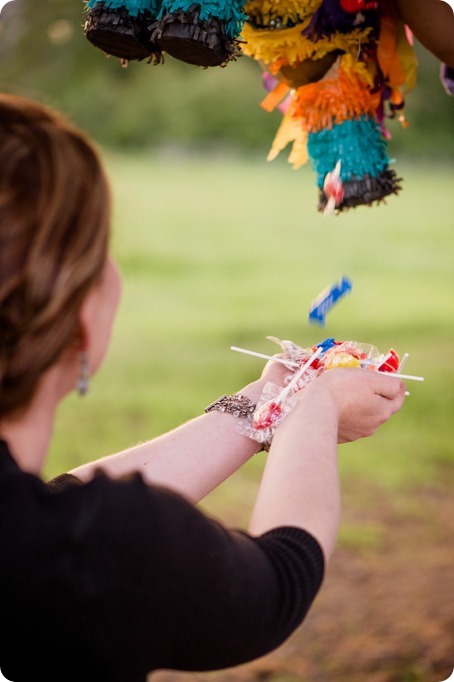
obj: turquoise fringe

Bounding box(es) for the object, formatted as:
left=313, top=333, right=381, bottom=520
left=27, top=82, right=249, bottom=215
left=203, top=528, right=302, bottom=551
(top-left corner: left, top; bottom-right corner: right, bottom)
left=85, top=0, right=161, bottom=17
left=307, top=115, right=391, bottom=187
left=86, top=0, right=246, bottom=31
left=157, top=0, right=247, bottom=38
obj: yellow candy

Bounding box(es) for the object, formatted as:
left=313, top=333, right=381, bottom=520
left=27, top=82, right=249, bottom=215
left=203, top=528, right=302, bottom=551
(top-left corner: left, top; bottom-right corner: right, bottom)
left=324, top=352, right=361, bottom=370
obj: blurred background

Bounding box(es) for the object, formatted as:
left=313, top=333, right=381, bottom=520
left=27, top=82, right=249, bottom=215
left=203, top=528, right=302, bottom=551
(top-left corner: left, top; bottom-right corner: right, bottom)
left=1, top=1, right=453, bottom=681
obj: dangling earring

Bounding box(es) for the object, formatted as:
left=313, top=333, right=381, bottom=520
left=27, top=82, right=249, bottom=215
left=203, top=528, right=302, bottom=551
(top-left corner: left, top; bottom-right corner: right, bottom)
left=75, top=351, right=90, bottom=396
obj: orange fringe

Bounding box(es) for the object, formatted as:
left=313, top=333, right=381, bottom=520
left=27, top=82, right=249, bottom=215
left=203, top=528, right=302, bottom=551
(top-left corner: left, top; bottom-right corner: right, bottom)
left=260, top=81, right=292, bottom=112
left=377, top=14, right=406, bottom=89
left=291, top=68, right=376, bottom=133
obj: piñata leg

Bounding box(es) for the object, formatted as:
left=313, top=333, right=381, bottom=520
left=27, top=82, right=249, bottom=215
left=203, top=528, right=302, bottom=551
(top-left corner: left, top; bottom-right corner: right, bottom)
left=84, top=0, right=163, bottom=63
left=307, top=114, right=402, bottom=212
left=150, top=0, right=247, bottom=66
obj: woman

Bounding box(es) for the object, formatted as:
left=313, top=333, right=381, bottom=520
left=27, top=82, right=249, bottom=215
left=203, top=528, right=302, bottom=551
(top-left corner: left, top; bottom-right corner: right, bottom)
left=0, top=93, right=406, bottom=681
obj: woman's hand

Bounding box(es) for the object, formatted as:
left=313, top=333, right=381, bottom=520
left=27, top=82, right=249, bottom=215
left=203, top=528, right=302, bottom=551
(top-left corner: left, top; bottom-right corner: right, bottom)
left=302, top=367, right=406, bottom=444
left=259, top=355, right=293, bottom=386
left=236, top=355, right=293, bottom=407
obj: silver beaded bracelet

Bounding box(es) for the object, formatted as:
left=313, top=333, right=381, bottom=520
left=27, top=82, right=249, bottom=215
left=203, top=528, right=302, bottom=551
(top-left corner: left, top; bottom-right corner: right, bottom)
left=204, top=394, right=256, bottom=419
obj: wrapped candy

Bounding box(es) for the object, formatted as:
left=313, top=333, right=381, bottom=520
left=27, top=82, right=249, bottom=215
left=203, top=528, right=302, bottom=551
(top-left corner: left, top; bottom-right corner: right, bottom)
left=236, top=345, right=323, bottom=446
left=237, top=381, right=300, bottom=445
left=308, top=274, right=352, bottom=325
left=234, top=336, right=416, bottom=448
left=320, top=339, right=382, bottom=367
left=378, top=347, right=399, bottom=372
left=322, top=159, right=344, bottom=214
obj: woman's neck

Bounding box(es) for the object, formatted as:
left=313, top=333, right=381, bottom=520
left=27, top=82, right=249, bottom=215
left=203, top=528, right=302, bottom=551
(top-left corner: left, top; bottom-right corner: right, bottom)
left=1, top=414, right=54, bottom=475
left=0, top=365, right=64, bottom=475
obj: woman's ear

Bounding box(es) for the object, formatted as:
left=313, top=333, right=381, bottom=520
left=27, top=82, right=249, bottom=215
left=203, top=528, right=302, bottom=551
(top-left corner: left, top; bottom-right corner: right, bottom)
left=75, top=258, right=122, bottom=377
left=77, top=283, right=100, bottom=353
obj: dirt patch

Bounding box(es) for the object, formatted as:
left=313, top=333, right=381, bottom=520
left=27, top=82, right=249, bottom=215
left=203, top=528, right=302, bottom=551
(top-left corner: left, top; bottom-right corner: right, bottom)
left=152, top=486, right=453, bottom=682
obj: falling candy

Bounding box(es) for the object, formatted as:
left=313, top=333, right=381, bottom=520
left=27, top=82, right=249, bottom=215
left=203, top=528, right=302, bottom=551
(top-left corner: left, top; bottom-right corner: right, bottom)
left=323, top=160, right=344, bottom=215
left=308, top=275, right=353, bottom=326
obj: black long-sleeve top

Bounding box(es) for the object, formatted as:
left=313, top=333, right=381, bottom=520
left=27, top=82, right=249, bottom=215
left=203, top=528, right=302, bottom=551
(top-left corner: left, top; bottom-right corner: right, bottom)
left=0, top=439, right=324, bottom=681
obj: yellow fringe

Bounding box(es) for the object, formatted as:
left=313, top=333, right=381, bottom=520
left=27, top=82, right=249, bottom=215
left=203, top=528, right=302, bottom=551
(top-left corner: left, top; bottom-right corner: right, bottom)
left=240, top=23, right=372, bottom=68
left=340, top=52, right=375, bottom=88
left=287, top=132, right=309, bottom=169
left=266, top=105, right=308, bottom=169
left=244, top=0, right=321, bottom=28
left=395, top=22, right=418, bottom=93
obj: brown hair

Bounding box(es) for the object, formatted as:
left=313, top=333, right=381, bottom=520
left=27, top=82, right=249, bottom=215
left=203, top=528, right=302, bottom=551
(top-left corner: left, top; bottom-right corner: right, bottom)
left=0, top=94, right=111, bottom=418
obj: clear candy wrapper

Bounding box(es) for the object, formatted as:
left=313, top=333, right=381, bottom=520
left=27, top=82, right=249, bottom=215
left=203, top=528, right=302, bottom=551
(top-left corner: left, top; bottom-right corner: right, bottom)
left=266, top=335, right=312, bottom=366
left=284, top=365, right=321, bottom=392
left=321, top=340, right=382, bottom=369
left=235, top=381, right=300, bottom=445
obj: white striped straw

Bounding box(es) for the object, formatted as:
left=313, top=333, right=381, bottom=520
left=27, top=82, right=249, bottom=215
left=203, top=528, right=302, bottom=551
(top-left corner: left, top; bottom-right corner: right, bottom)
left=398, top=353, right=410, bottom=372
left=230, top=345, right=423, bottom=381
left=378, top=371, right=424, bottom=382
left=276, top=347, right=323, bottom=403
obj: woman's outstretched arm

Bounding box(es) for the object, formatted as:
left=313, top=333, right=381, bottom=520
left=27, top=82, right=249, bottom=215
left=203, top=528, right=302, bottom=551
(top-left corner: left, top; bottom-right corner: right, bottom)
left=70, top=365, right=405, bottom=533
left=249, top=368, right=406, bottom=561
left=68, top=360, right=289, bottom=502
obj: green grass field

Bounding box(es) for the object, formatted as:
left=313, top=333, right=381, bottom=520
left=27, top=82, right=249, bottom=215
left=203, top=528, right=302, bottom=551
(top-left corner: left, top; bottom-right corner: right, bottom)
left=46, top=152, right=454, bottom=528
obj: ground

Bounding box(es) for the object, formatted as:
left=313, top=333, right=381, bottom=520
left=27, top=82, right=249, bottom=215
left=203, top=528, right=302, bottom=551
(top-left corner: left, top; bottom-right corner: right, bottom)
left=151, top=484, right=453, bottom=682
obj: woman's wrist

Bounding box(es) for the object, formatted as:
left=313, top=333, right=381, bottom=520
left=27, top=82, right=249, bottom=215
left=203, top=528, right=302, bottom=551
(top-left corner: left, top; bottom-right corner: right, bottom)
left=238, top=372, right=288, bottom=403
left=236, top=380, right=266, bottom=404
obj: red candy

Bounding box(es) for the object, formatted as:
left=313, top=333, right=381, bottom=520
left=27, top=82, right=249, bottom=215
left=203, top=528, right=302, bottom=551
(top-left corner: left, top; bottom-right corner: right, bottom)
left=323, top=161, right=345, bottom=215
left=324, top=177, right=344, bottom=204
left=253, top=401, right=283, bottom=430
left=378, top=348, right=400, bottom=372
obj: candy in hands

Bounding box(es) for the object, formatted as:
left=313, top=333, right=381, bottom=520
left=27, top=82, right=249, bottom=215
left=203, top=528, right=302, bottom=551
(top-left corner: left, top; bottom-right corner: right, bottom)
left=234, top=337, right=407, bottom=449
left=251, top=347, right=323, bottom=431
left=321, top=340, right=382, bottom=369
left=245, top=336, right=401, bottom=376
left=323, top=351, right=361, bottom=369
left=252, top=400, right=283, bottom=430
left=235, top=347, right=323, bottom=445
left=378, top=349, right=399, bottom=372
left=236, top=382, right=299, bottom=445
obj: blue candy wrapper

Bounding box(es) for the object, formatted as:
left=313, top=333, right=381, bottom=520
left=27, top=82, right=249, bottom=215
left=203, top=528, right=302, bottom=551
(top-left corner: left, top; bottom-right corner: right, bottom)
left=309, top=276, right=352, bottom=326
